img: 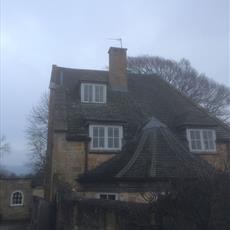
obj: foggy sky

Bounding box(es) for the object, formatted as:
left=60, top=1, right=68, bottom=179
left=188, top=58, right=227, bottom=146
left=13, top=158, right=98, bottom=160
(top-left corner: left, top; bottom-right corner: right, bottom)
left=0, top=0, right=229, bottom=169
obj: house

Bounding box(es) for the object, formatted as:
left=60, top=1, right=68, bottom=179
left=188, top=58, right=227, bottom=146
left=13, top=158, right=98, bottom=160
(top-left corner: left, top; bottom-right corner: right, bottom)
left=0, top=177, right=32, bottom=221
left=45, top=47, right=230, bottom=203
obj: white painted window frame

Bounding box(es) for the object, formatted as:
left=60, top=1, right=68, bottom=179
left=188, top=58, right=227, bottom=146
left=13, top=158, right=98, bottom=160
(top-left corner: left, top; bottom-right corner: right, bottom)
left=10, top=190, right=24, bottom=207
left=186, top=129, right=216, bottom=152
left=96, top=193, right=118, bottom=200
left=89, top=125, right=123, bottom=151
left=81, top=83, right=107, bottom=103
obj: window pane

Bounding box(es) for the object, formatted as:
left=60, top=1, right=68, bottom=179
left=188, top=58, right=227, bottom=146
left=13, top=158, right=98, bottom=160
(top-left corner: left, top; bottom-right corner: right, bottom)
left=108, top=138, right=113, bottom=148
left=190, top=130, right=195, bottom=139
left=114, top=128, right=119, bottom=137
left=99, top=138, right=104, bottom=148
left=204, top=140, right=209, bottom=150
left=12, top=192, right=23, bottom=205
left=209, top=141, right=214, bottom=150
left=100, top=194, right=107, bottom=200
left=208, top=131, right=213, bottom=139
left=203, top=130, right=208, bottom=139
left=95, top=85, right=100, bottom=102
left=202, top=130, right=215, bottom=151
left=107, top=127, right=120, bottom=149
left=189, top=130, right=202, bottom=150
left=191, top=139, right=202, bottom=150
left=114, top=138, right=119, bottom=148
left=89, top=85, right=93, bottom=102
left=191, top=141, right=196, bottom=150
left=84, top=85, right=88, bottom=101
left=99, top=86, right=104, bottom=102
left=108, top=194, right=116, bottom=200
left=93, top=137, right=98, bottom=148
left=93, top=127, right=99, bottom=137
left=84, top=84, right=93, bottom=102
left=194, top=130, right=201, bottom=139
left=196, top=140, right=201, bottom=149
left=99, top=127, right=105, bottom=137
left=108, top=127, right=113, bottom=137
left=95, top=85, right=104, bottom=102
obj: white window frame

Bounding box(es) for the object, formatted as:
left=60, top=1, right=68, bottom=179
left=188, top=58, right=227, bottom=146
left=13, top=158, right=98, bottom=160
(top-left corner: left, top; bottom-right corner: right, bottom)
left=96, top=193, right=118, bottom=200
left=10, top=190, right=24, bottom=207
left=89, top=125, right=123, bottom=151
left=186, top=129, right=216, bottom=152
left=81, top=83, right=107, bottom=103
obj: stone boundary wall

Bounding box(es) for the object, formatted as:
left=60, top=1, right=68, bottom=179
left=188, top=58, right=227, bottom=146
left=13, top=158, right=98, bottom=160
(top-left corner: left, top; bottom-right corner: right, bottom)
left=57, top=197, right=155, bottom=230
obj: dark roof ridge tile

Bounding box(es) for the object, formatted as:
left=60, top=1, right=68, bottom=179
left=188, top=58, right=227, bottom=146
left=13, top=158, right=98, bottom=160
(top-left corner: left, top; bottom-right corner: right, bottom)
left=116, top=130, right=149, bottom=178
left=56, top=65, right=108, bottom=73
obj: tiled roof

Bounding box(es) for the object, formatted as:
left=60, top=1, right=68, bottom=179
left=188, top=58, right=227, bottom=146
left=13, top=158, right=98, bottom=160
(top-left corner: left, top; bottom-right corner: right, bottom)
left=50, top=66, right=230, bottom=141
left=78, top=118, right=213, bottom=182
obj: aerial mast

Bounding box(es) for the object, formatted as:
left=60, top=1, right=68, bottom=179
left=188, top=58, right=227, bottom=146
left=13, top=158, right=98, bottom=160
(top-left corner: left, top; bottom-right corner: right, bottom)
left=108, top=38, right=123, bottom=48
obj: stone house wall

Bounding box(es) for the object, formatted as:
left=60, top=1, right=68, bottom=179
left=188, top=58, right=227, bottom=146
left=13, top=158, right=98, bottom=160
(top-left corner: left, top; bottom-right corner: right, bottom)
left=51, top=133, right=115, bottom=192
left=0, top=178, right=32, bottom=221
left=50, top=132, right=229, bottom=201
left=199, top=143, right=229, bottom=170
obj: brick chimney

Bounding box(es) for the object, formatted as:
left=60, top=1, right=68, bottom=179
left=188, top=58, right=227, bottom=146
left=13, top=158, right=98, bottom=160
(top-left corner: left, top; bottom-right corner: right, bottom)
left=108, top=47, right=127, bottom=91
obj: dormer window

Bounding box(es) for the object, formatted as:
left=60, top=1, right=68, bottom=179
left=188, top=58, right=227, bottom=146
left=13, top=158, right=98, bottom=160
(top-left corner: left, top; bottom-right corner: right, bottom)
left=89, top=125, right=123, bottom=151
left=81, top=83, right=106, bottom=103
left=186, top=129, right=216, bottom=152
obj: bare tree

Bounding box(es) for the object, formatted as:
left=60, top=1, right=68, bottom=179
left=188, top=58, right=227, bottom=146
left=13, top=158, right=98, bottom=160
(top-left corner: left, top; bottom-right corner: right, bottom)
left=0, top=135, right=10, bottom=159
left=128, top=56, right=230, bottom=123
left=26, top=93, right=49, bottom=176
left=0, top=136, right=11, bottom=176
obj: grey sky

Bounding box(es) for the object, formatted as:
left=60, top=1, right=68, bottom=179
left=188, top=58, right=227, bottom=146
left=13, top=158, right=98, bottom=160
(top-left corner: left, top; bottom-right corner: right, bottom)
left=0, top=0, right=229, bottom=169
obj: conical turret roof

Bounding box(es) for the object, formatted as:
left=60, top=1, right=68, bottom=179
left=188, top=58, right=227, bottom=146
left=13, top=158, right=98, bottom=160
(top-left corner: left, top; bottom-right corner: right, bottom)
left=78, top=118, right=212, bottom=183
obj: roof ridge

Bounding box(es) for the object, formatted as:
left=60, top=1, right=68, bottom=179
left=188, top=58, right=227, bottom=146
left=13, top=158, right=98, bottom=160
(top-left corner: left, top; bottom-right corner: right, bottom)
left=155, top=76, right=230, bottom=132
left=149, top=130, right=157, bottom=177
left=160, top=128, right=213, bottom=176
left=129, top=73, right=230, bottom=132
left=116, top=131, right=148, bottom=177
left=56, top=65, right=108, bottom=73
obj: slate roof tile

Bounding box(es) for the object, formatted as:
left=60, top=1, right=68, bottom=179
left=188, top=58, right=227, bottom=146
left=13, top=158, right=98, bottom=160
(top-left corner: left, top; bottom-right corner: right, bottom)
left=78, top=118, right=214, bottom=182
left=51, top=66, right=230, bottom=140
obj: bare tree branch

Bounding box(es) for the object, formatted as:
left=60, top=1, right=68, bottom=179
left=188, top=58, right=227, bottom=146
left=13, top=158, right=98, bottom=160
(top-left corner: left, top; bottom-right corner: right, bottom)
left=0, top=135, right=10, bottom=159
left=128, top=56, right=230, bottom=123
left=26, top=92, right=49, bottom=175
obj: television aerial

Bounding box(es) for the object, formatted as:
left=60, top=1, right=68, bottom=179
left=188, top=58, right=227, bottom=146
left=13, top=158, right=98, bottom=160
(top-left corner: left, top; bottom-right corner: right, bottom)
left=108, top=38, right=123, bottom=48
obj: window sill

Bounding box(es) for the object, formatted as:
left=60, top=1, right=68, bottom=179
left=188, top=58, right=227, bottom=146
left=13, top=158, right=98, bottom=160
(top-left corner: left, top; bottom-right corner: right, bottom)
left=190, top=150, right=217, bottom=154
left=10, top=204, right=23, bottom=207
left=81, top=101, right=106, bottom=104
left=89, top=150, right=121, bottom=154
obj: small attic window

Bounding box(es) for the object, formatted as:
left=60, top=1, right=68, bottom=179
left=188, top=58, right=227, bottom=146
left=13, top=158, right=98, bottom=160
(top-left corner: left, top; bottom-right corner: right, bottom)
left=186, top=129, right=216, bottom=152
left=81, top=83, right=106, bottom=103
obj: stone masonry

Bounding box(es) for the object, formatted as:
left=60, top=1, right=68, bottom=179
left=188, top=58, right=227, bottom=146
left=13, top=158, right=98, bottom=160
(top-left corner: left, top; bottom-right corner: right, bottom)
left=0, top=178, right=32, bottom=221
